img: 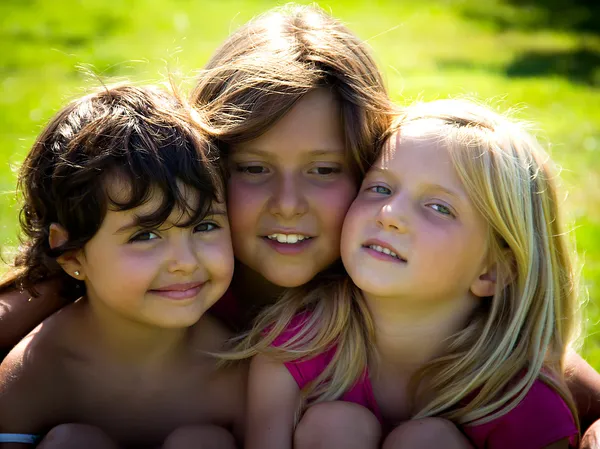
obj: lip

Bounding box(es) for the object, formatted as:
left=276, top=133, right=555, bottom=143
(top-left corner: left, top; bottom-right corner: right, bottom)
left=262, top=235, right=315, bottom=255
left=261, top=229, right=315, bottom=238
left=149, top=282, right=206, bottom=300
left=362, top=238, right=407, bottom=262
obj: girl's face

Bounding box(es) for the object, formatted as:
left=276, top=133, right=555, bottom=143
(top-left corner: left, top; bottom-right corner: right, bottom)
left=74, top=177, right=234, bottom=328
left=341, top=129, right=490, bottom=303
left=227, top=89, right=357, bottom=287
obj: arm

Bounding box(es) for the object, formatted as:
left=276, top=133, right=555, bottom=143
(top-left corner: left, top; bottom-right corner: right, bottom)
left=565, top=350, right=600, bottom=448
left=0, top=340, right=59, bottom=448
left=582, top=421, right=600, bottom=449
left=245, top=354, right=301, bottom=449
left=0, top=278, right=68, bottom=355
left=565, top=350, right=600, bottom=428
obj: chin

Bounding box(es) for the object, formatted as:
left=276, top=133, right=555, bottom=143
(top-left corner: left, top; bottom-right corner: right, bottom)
left=348, top=272, right=395, bottom=297
left=264, top=269, right=317, bottom=289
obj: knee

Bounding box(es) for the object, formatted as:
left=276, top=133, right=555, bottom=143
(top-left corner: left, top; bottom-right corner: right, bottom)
left=295, top=401, right=381, bottom=449
left=162, top=424, right=236, bottom=449
left=38, top=424, right=117, bottom=449
left=383, top=417, right=473, bottom=449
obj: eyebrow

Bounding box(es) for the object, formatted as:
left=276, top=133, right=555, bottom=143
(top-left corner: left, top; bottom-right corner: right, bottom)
left=234, top=148, right=345, bottom=158
left=368, top=167, right=466, bottom=201
left=114, top=209, right=227, bottom=234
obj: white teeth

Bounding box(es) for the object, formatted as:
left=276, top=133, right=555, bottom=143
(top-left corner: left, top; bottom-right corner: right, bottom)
left=368, top=244, right=399, bottom=259
left=267, top=233, right=310, bottom=244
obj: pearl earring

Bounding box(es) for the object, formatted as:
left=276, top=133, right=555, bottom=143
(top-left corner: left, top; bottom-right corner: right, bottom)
left=74, top=271, right=80, bottom=276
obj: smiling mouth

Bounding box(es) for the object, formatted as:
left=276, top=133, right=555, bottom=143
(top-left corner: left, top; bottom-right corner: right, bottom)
left=149, top=282, right=205, bottom=300
left=363, top=244, right=407, bottom=262
left=265, top=233, right=313, bottom=244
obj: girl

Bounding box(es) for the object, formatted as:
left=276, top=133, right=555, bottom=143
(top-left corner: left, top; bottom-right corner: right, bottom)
left=0, top=85, right=245, bottom=448
left=1, top=3, right=600, bottom=443
left=237, top=99, right=581, bottom=449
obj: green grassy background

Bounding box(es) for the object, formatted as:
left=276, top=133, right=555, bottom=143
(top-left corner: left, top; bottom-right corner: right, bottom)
left=1, top=0, right=599, bottom=363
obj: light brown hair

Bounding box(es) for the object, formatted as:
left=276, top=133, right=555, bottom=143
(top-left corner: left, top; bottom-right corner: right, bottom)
left=191, top=3, right=395, bottom=179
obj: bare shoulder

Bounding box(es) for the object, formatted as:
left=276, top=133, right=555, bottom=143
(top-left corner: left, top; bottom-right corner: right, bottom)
left=0, top=328, right=63, bottom=432
left=0, top=302, right=81, bottom=432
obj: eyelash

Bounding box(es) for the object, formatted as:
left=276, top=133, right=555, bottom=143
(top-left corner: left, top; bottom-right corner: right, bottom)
left=236, top=165, right=268, bottom=175
left=128, top=222, right=220, bottom=243
left=194, top=222, right=220, bottom=232
left=428, top=203, right=455, bottom=218
left=308, top=165, right=342, bottom=176
left=235, top=164, right=342, bottom=176
left=129, top=231, right=159, bottom=243
left=367, top=185, right=392, bottom=195
left=366, top=185, right=456, bottom=218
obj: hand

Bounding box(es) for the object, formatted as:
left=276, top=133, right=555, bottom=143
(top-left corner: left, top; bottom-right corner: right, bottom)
left=581, top=420, right=600, bottom=449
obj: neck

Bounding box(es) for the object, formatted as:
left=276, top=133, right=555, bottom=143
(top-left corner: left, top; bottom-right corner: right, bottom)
left=81, top=293, right=189, bottom=366
left=231, top=262, right=284, bottom=312
left=366, top=292, right=479, bottom=376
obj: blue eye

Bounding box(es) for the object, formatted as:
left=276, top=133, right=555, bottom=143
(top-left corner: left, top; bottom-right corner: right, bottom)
left=194, top=222, right=219, bottom=233
left=369, top=185, right=392, bottom=195
left=430, top=203, right=454, bottom=217
left=130, top=231, right=159, bottom=242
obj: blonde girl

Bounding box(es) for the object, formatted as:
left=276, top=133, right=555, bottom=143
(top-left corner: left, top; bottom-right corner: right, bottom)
left=238, top=99, right=580, bottom=449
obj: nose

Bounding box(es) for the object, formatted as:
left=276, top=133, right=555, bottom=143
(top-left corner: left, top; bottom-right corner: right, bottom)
left=167, top=235, right=199, bottom=275
left=268, top=172, right=308, bottom=219
left=376, top=198, right=410, bottom=233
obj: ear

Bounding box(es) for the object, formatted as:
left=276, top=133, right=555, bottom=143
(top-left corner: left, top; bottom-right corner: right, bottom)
left=470, top=250, right=515, bottom=298
left=470, top=264, right=498, bottom=298
left=49, top=223, right=84, bottom=280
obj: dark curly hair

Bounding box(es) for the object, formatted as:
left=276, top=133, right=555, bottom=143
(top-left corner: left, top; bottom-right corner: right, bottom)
left=6, top=84, right=222, bottom=301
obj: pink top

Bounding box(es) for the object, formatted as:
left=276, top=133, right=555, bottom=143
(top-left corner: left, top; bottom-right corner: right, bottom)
left=272, top=314, right=578, bottom=448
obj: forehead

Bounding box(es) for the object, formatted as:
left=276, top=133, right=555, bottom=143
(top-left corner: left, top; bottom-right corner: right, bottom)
left=379, top=126, right=447, bottom=167
left=231, top=88, right=345, bottom=157
left=375, top=126, right=466, bottom=187
left=103, top=173, right=207, bottom=215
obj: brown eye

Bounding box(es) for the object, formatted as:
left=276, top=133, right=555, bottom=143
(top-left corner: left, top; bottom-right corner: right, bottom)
left=194, top=222, right=219, bottom=233
left=237, top=165, right=268, bottom=175
left=308, top=166, right=341, bottom=175
left=129, top=231, right=159, bottom=242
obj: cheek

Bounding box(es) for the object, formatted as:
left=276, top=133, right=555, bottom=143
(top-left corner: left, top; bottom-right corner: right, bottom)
left=83, top=245, right=157, bottom=293
left=227, top=177, right=264, bottom=232
left=199, top=236, right=235, bottom=281
left=313, top=178, right=357, bottom=230
left=340, top=201, right=364, bottom=260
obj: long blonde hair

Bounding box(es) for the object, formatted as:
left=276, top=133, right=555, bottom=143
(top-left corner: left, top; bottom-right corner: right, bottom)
left=191, top=3, right=395, bottom=178
left=398, top=100, right=580, bottom=426
left=232, top=99, right=580, bottom=428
